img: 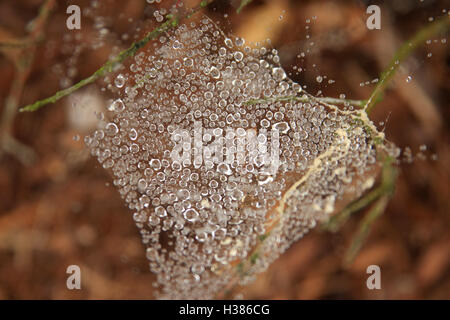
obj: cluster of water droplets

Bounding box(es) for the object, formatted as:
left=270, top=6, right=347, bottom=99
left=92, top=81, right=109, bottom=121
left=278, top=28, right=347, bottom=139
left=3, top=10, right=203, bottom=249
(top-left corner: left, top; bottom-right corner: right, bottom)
left=84, top=17, right=394, bottom=299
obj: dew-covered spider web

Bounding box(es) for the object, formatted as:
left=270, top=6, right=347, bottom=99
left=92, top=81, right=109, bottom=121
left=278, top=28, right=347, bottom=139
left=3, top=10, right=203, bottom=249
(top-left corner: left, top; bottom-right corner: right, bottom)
left=84, top=16, right=397, bottom=299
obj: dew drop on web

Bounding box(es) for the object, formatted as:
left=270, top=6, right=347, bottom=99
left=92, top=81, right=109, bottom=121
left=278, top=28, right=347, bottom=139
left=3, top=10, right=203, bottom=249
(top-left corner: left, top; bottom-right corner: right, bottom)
left=84, top=15, right=398, bottom=299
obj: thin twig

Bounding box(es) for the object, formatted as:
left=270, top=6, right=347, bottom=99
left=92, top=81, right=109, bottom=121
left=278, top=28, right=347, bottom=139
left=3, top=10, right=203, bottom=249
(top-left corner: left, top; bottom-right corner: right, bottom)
left=0, top=0, right=56, bottom=164
left=323, top=156, right=397, bottom=233
left=0, top=38, right=43, bottom=49
left=344, top=195, right=389, bottom=265
left=326, top=156, right=397, bottom=265
left=322, top=185, right=385, bottom=232
left=365, top=15, right=450, bottom=115
left=19, top=0, right=215, bottom=113
left=1, top=0, right=56, bottom=128
left=237, top=0, right=253, bottom=13
left=245, top=94, right=367, bottom=108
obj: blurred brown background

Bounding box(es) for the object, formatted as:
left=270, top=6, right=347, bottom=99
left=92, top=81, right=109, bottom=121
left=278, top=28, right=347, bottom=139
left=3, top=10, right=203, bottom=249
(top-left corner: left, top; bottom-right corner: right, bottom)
left=0, top=0, right=449, bottom=299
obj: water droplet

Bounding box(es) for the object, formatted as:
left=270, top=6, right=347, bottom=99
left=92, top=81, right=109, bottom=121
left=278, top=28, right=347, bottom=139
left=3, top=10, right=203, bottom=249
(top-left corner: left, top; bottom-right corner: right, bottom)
left=234, top=51, right=243, bottom=62
left=155, top=206, right=167, bottom=217
left=217, top=163, right=232, bottom=175
left=109, top=99, right=125, bottom=112
left=210, top=66, right=220, bottom=79
left=105, top=122, right=118, bottom=136
left=272, top=67, right=286, bottom=81
left=129, top=128, right=138, bottom=140
left=114, top=74, right=125, bottom=88
left=184, top=208, right=199, bottom=222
